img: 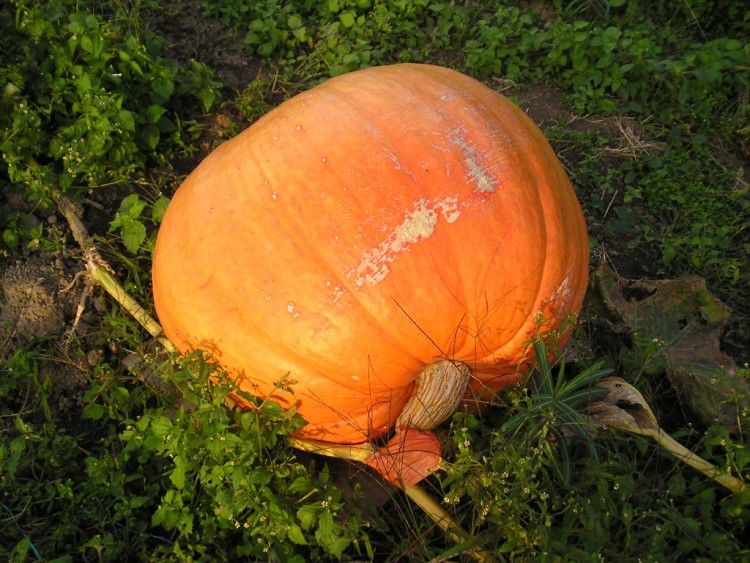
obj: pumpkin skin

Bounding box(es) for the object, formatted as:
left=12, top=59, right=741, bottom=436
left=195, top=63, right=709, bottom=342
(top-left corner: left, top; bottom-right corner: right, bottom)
left=152, top=63, right=589, bottom=444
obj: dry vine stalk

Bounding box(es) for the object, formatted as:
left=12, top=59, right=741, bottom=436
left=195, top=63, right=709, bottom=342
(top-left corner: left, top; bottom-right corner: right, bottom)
left=56, top=195, right=496, bottom=563
left=56, top=196, right=171, bottom=348
left=585, top=377, right=746, bottom=494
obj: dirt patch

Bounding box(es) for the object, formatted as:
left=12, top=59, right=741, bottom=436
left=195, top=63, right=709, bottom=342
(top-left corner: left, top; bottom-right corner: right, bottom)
left=143, top=0, right=263, bottom=91
left=0, top=253, right=97, bottom=421
left=515, top=82, right=574, bottom=126
left=0, top=255, right=72, bottom=348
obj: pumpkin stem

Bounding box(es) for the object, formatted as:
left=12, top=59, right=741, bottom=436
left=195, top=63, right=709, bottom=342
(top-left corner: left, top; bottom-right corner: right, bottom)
left=396, top=360, right=472, bottom=430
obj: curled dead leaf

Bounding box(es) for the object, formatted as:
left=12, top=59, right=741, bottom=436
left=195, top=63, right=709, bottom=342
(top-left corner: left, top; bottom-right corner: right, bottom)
left=594, top=264, right=748, bottom=431
left=584, top=377, right=746, bottom=494
left=364, top=427, right=443, bottom=489
left=585, top=377, right=659, bottom=433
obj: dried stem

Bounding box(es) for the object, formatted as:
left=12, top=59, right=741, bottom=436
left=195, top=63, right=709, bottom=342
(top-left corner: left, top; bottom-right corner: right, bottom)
left=56, top=195, right=173, bottom=350
left=286, top=435, right=375, bottom=462
left=639, top=427, right=745, bottom=494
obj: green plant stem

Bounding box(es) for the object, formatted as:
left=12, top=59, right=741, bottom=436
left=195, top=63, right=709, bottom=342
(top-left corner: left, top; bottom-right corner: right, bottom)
left=56, top=195, right=173, bottom=349
left=641, top=427, right=745, bottom=494
left=88, top=260, right=173, bottom=349
left=404, top=486, right=496, bottom=563
left=588, top=378, right=746, bottom=495
left=286, top=436, right=375, bottom=462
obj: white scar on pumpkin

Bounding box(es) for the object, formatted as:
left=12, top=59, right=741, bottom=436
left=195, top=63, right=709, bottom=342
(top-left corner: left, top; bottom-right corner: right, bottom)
left=350, top=197, right=460, bottom=288
left=345, top=131, right=499, bottom=292
left=543, top=271, right=576, bottom=319
left=447, top=127, right=500, bottom=194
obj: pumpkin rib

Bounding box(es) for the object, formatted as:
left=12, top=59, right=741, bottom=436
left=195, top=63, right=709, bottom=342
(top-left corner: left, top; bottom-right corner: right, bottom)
left=326, top=79, right=536, bottom=368
left=266, top=83, right=469, bottom=370
left=248, top=188, right=464, bottom=407
left=148, top=160, right=383, bottom=416
left=453, top=89, right=586, bottom=374
left=196, top=131, right=427, bottom=388
left=440, top=76, right=555, bottom=368
left=279, top=81, right=494, bottom=368
left=243, top=144, right=428, bottom=384
left=445, top=180, right=547, bottom=372
left=173, top=124, right=425, bottom=438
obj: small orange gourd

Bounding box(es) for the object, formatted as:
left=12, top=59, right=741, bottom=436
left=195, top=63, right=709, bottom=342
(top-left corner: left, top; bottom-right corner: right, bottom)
left=152, top=63, right=589, bottom=445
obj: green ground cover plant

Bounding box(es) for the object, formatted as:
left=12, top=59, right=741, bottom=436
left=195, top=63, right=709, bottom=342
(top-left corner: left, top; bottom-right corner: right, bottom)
left=1, top=0, right=216, bottom=229
left=1, top=0, right=749, bottom=560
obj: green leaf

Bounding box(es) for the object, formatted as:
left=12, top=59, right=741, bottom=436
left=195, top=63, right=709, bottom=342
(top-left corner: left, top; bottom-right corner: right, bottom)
left=289, top=475, right=314, bottom=495
left=340, top=12, right=356, bottom=27
left=150, top=415, right=173, bottom=437
left=287, top=523, right=307, bottom=545
left=152, top=196, right=170, bottom=223
left=559, top=362, right=613, bottom=397
left=120, top=194, right=147, bottom=218
left=116, top=108, right=135, bottom=132
left=121, top=220, right=146, bottom=254
left=248, top=467, right=272, bottom=486
left=80, top=34, right=94, bottom=53
left=196, top=86, right=216, bottom=112
left=151, top=77, right=174, bottom=102
left=129, top=60, right=143, bottom=76
left=170, top=455, right=186, bottom=489
left=3, top=229, right=19, bottom=249
left=532, top=339, right=553, bottom=394
left=140, top=124, right=160, bottom=150
left=316, top=510, right=349, bottom=558
left=83, top=402, right=104, bottom=420
left=145, top=104, right=167, bottom=124
left=297, top=505, right=318, bottom=530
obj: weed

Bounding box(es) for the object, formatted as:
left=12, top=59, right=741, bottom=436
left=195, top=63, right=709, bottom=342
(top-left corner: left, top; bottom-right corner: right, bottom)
left=620, top=128, right=749, bottom=300
left=0, top=0, right=218, bottom=212
left=108, top=193, right=169, bottom=255
left=439, top=341, right=749, bottom=559
left=1, top=349, right=373, bottom=559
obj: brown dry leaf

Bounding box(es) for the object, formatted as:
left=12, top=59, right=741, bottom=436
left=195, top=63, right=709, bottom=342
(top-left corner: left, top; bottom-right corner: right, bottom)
left=595, top=264, right=749, bottom=430
left=585, top=377, right=659, bottom=434
left=364, top=427, right=443, bottom=489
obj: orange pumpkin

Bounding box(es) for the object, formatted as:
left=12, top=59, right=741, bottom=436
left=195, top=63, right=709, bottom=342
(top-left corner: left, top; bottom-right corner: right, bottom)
left=152, top=63, right=588, bottom=445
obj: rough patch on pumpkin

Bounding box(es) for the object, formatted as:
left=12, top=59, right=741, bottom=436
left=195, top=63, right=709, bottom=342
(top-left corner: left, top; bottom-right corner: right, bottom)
left=350, top=196, right=463, bottom=289
left=350, top=199, right=438, bottom=288
left=364, top=427, right=442, bottom=489
left=595, top=264, right=749, bottom=431
left=447, top=127, right=500, bottom=194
